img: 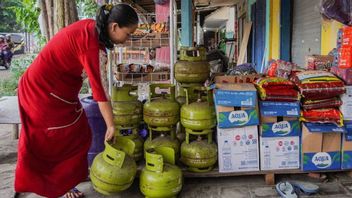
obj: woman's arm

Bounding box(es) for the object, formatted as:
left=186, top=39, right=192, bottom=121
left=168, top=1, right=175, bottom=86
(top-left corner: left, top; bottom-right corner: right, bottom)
left=98, top=101, right=115, bottom=141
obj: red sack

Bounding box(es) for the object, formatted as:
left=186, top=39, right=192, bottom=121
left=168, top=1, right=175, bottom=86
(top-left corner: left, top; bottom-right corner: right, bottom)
left=301, top=108, right=343, bottom=126
left=302, top=97, right=342, bottom=110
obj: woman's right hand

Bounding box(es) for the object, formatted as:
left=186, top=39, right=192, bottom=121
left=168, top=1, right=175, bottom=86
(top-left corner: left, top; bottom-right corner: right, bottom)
left=105, top=126, right=115, bottom=142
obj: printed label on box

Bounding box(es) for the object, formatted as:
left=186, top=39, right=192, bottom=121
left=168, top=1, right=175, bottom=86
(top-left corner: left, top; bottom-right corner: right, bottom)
left=261, top=120, right=300, bottom=137
left=342, top=151, right=352, bottom=170
left=260, top=101, right=300, bottom=117
left=217, top=109, right=259, bottom=128
left=304, top=123, right=346, bottom=133
left=217, top=126, right=259, bottom=172
left=214, top=90, right=257, bottom=107
left=344, top=121, right=352, bottom=141
left=302, top=152, right=341, bottom=171
left=260, top=136, right=300, bottom=170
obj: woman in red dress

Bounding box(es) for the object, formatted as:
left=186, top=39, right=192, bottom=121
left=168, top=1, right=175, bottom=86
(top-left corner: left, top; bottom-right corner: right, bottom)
left=14, top=4, right=138, bottom=198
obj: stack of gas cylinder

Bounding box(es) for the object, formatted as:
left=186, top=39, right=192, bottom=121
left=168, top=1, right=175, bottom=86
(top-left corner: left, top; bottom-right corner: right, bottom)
left=143, top=84, right=180, bottom=159
left=89, top=46, right=218, bottom=196
left=175, top=47, right=218, bottom=172
left=111, top=84, right=144, bottom=161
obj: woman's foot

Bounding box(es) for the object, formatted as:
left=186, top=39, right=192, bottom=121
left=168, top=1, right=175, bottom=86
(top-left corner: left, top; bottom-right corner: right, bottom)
left=63, top=188, right=85, bottom=198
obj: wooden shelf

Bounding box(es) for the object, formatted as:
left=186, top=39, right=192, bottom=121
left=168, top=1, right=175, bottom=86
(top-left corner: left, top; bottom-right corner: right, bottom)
left=124, top=33, right=169, bottom=48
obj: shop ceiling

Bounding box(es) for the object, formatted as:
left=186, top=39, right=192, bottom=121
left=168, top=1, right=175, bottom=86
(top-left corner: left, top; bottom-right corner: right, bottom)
left=131, top=0, right=237, bottom=13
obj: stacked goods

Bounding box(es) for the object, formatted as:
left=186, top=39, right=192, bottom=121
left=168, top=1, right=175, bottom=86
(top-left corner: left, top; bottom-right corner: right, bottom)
left=255, top=77, right=300, bottom=101
left=291, top=70, right=346, bottom=126
left=111, top=85, right=144, bottom=161
left=255, top=77, right=301, bottom=170
left=305, top=55, right=334, bottom=71
left=266, top=59, right=297, bottom=79
left=213, top=80, right=260, bottom=173
left=180, top=87, right=217, bottom=172
left=174, top=47, right=218, bottom=173
left=143, top=84, right=180, bottom=160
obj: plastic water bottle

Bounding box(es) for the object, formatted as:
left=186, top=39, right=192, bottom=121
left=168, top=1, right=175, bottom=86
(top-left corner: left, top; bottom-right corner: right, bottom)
left=222, top=140, right=232, bottom=171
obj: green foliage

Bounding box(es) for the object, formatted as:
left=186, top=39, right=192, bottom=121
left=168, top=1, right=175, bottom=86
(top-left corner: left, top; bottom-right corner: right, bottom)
left=0, top=54, right=36, bottom=97
left=0, top=0, right=22, bottom=32
left=0, top=54, right=90, bottom=96
left=9, top=0, right=45, bottom=45
left=76, top=0, right=98, bottom=19
left=80, top=79, right=89, bottom=94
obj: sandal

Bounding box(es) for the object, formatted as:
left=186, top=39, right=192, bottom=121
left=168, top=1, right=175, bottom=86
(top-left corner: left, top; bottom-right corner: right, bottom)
left=291, top=181, right=319, bottom=195
left=63, top=188, right=85, bottom=198
left=275, top=181, right=298, bottom=198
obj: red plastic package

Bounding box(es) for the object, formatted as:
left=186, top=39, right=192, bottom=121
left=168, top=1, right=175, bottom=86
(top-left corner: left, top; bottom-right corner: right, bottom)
left=339, top=46, right=352, bottom=68
left=300, top=108, right=343, bottom=126
left=255, top=77, right=300, bottom=101
left=297, top=81, right=346, bottom=100
left=291, top=71, right=346, bottom=100
left=301, top=97, right=342, bottom=110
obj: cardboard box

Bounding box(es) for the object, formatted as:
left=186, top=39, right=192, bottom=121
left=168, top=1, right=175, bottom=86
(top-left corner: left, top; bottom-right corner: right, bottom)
left=213, top=83, right=257, bottom=107
left=302, top=123, right=344, bottom=171
left=340, top=86, right=352, bottom=120
left=342, top=121, right=352, bottom=169
left=260, top=117, right=300, bottom=137
left=259, top=101, right=300, bottom=117
left=260, top=136, right=300, bottom=170
left=217, top=126, right=259, bottom=172
left=216, top=105, right=259, bottom=128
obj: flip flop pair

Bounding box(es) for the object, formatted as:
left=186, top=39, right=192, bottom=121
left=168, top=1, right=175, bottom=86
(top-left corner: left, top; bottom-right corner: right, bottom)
left=276, top=181, right=319, bottom=198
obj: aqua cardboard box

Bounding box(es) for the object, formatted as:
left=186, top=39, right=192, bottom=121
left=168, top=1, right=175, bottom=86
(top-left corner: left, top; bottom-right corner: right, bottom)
left=216, top=106, right=259, bottom=128
left=217, top=126, right=259, bottom=172
left=260, top=136, right=300, bottom=170
left=302, top=123, right=344, bottom=171
left=342, top=121, right=352, bottom=169
left=213, top=83, right=257, bottom=108
left=260, top=117, right=300, bottom=137
left=259, top=101, right=300, bottom=117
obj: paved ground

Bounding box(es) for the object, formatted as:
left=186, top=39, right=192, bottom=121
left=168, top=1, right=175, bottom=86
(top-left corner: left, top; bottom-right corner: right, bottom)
left=1, top=124, right=352, bottom=198
left=0, top=66, right=11, bottom=79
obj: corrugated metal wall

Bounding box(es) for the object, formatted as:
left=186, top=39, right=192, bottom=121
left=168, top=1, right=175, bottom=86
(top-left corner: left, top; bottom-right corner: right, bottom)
left=292, top=0, right=321, bottom=67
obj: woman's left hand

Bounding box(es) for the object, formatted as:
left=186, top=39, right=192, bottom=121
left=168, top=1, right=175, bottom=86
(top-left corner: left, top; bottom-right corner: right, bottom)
left=105, top=126, right=115, bottom=142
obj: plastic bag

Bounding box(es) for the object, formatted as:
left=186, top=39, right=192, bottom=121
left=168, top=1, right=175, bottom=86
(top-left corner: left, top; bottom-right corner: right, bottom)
left=320, top=0, right=352, bottom=26
left=291, top=70, right=346, bottom=100
left=255, top=77, right=300, bottom=101
left=302, top=97, right=342, bottom=110
left=300, top=108, right=343, bottom=126
left=266, top=59, right=297, bottom=79
left=226, top=63, right=257, bottom=76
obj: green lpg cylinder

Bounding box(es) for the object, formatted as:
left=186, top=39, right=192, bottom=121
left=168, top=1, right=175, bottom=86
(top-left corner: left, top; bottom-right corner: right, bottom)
left=90, top=138, right=137, bottom=195
left=111, top=84, right=138, bottom=102
left=111, top=84, right=142, bottom=126
left=180, top=87, right=216, bottom=131
left=144, top=133, right=180, bottom=160
left=140, top=147, right=183, bottom=198
left=143, top=84, right=180, bottom=128
left=115, top=126, right=144, bottom=161
left=174, top=47, right=210, bottom=84
left=180, top=131, right=217, bottom=172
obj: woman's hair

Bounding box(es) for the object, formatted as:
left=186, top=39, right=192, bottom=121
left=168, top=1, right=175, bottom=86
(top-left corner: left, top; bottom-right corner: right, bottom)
left=96, top=4, right=139, bottom=49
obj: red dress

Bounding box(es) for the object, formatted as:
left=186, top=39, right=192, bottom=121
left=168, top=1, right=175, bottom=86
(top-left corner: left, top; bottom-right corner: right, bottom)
left=15, top=19, right=109, bottom=198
